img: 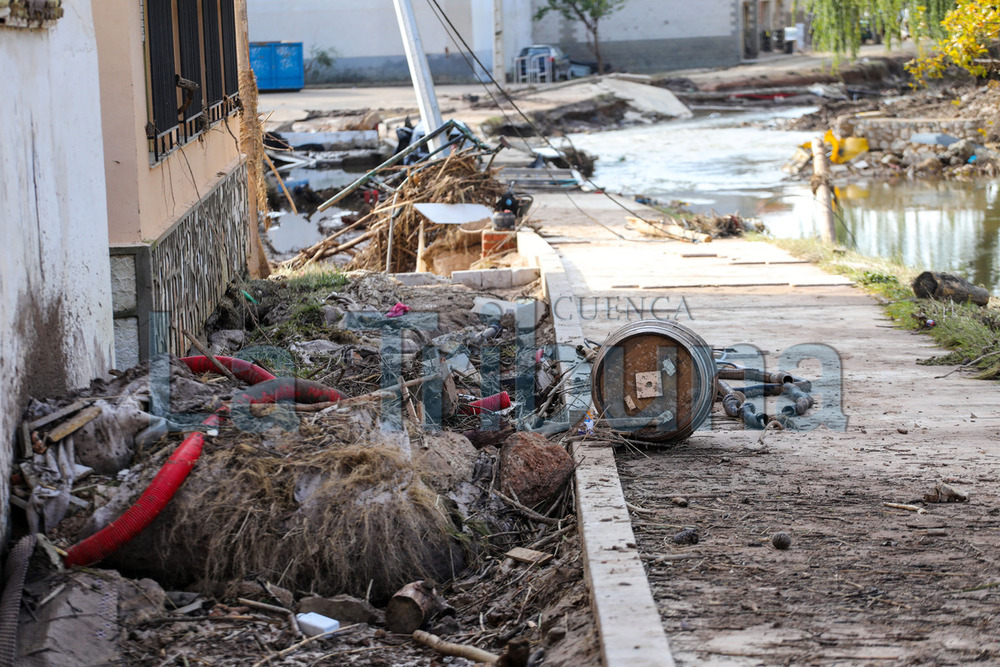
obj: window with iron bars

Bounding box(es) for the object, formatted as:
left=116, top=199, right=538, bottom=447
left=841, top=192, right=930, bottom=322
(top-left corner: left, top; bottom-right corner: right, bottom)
left=146, top=0, right=241, bottom=163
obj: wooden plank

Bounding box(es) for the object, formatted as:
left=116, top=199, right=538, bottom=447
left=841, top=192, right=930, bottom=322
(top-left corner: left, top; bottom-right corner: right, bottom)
left=28, top=399, right=91, bottom=431
left=47, top=405, right=102, bottom=442
left=505, top=547, right=554, bottom=566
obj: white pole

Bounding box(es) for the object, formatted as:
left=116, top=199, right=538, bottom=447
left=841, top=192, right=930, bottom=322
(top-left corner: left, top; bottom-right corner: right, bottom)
left=492, top=0, right=505, bottom=84
left=393, top=0, right=445, bottom=151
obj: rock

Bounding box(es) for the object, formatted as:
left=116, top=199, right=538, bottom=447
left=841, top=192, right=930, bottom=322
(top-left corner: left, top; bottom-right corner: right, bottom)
left=916, top=156, right=943, bottom=173
left=946, top=138, right=978, bottom=163
left=298, top=594, right=380, bottom=625
left=880, top=153, right=902, bottom=167
left=266, top=582, right=295, bottom=609
left=771, top=531, right=793, bottom=550
left=672, top=528, right=699, bottom=545
left=119, top=577, right=166, bottom=625
left=73, top=398, right=148, bottom=473
left=323, top=305, right=344, bottom=326
left=499, top=432, right=573, bottom=507
left=208, top=329, right=245, bottom=356
left=415, top=431, right=478, bottom=494
left=924, top=481, right=969, bottom=503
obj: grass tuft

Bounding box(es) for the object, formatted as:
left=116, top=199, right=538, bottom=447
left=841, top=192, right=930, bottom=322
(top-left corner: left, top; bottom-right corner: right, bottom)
left=753, top=234, right=1000, bottom=380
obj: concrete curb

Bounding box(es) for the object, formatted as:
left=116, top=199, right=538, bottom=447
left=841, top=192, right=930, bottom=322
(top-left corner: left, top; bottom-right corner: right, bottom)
left=518, top=228, right=675, bottom=667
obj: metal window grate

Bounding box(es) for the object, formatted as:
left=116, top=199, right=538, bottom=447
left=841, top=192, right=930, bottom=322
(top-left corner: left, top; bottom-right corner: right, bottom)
left=177, top=0, right=203, bottom=141
left=147, top=0, right=240, bottom=162
left=147, top=0, right=178, bottom=160
left=202, top=0, right=225, bottom=122
left=220, top=0, right=238, bottom=100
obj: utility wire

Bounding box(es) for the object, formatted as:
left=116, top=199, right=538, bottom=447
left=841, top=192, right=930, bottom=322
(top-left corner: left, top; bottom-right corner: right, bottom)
left=422, top=0, right=655, bottom=240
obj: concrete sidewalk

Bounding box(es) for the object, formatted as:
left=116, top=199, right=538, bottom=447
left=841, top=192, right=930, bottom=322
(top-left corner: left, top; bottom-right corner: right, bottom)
left=529, top=190, right=1000, bottom=665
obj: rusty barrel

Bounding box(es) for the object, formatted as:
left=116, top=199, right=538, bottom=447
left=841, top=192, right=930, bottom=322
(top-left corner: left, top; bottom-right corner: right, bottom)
left=591, top=320, right=715, bottom=443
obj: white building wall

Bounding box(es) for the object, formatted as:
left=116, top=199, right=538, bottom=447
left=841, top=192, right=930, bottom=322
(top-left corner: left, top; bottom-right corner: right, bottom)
left=531, top=0, right=739, bottom=72
left=246, top=0, right=492, bottom=83
left=532, top=0, right=735, bottom=43
left=0, top=0, right=115, bottom=541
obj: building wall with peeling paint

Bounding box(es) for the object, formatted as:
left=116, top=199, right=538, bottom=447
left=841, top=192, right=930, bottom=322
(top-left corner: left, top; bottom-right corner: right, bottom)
left=0, top=0, right=116, bottom=543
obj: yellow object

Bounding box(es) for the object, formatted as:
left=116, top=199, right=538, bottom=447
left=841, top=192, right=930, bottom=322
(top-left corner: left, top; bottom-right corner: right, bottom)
left=824, top=129, right=869, bottom=164
left=801, top=131, right=869, bottom=164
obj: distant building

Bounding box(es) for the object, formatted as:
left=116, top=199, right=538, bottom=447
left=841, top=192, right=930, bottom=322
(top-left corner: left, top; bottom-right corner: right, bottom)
left=532, top=0, right=746, bottom=73
left=246, top=0, right=781, bottom=84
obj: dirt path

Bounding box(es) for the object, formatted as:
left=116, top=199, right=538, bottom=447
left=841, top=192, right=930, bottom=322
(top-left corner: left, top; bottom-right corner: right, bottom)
left=530, top=192, right=1000, bottom=665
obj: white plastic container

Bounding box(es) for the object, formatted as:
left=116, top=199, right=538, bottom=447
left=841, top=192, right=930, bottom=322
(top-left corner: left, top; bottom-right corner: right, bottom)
left=296, top=612, right=340, bottom=637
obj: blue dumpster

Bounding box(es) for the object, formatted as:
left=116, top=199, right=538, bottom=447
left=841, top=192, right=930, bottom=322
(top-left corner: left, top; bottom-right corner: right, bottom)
left=249, top=42, right=304, bottom=91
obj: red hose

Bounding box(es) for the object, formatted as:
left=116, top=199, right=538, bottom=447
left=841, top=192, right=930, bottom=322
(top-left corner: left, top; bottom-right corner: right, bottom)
left=63, top=432, right=205, bottom=567
left=232, top=377, right=345, bottom=406
left=180, top=355, right=276, bottom=384
left=63, top=356, right=342, bottom=568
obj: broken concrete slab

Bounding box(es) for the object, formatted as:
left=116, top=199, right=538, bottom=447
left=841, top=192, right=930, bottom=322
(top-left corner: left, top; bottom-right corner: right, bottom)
left=18, top=570, right=162, bottom=667
left=472, top=296, right=545, bottom=327
left=274, top=130, right=379, bottom=151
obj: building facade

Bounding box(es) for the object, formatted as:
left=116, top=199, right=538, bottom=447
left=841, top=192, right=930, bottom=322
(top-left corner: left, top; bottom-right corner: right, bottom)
left=96, top=0, right=252, bottom=367
left=1, top=0, right=255, bottom=544
left=0, top=0, right=115, bottom=544
left=246, top=0, right=760, bottom=84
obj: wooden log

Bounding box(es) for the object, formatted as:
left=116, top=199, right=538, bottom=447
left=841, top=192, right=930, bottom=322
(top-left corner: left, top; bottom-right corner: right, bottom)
left=912, top=271, right=990, bottom=306
left=412, top=630, right=498, bottom=665
left=386, top=581, right=452, bottom=634
left=811, top=134, right=837, bottom=243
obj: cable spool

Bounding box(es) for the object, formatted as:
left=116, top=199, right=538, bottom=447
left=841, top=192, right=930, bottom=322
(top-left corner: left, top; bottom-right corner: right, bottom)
left=591, top=320, right=715, bottom=443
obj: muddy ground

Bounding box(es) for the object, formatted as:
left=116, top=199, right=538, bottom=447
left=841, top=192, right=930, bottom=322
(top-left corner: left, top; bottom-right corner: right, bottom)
left=619, top=422, right=1000, bottom=666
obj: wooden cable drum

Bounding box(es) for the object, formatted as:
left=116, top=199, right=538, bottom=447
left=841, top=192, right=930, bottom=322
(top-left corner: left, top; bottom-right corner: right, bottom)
left=591, top=320, right=716, bottom=443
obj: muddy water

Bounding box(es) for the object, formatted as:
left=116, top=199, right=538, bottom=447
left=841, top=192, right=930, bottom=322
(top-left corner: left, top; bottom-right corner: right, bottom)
left=265, top=166, right=360, bottom=256
left=570, top=109, right=1000, bottom=293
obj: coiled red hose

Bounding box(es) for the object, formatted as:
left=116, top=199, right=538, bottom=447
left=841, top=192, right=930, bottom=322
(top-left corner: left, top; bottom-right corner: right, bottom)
left=179, top=355, right=277, bottom=384
left=63, top=356, right=341, bottom=568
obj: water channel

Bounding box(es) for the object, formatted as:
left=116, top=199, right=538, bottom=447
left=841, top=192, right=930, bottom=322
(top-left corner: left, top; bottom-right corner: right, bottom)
left=569, top=108, right=1000, bottom=293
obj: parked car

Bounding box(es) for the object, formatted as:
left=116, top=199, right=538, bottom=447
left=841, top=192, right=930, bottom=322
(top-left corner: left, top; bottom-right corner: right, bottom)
left=517, top=45, right=571, bottom=82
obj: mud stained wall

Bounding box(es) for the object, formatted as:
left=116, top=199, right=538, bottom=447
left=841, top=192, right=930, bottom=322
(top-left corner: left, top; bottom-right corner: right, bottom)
left=531, top=0, right=740, bottom=72
left=0, top=0, right=115, bottom=543
left=245, top=0, right=494, bottom=84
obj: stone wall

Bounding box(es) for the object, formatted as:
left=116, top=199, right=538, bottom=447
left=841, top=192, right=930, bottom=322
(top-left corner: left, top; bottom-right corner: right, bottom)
left=836, top=115, right=985, bottom=152
left=111, top=162, right=249, bottom=366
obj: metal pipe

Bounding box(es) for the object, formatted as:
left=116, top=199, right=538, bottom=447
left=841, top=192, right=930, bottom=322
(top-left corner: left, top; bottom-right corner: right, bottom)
left=738, top=402, right=767, bottom=430
left=716, top=367, right=796, bottom=385
left=716, top=379, right=744, bottom=418
left=781, top=382, right=814, bottom=416
left=317, top=120, right=460, bottom=211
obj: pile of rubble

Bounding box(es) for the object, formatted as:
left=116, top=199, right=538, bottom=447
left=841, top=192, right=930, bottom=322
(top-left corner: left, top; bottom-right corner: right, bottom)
left=7, top=270, right=598, bottom=666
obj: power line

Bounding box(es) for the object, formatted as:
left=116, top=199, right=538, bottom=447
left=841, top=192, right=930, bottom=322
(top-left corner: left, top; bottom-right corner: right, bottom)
left=422, top=0, right=656, bottom=239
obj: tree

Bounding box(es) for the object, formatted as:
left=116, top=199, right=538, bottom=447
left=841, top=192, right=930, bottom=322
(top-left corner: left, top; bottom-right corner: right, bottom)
left=907, top=0, right=1000, bottom=83
left=802, top=0, right=950, bottom=59
left=532, top=0, right=627, bottom=76
left=803, top=0, right=1000, bottom=84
